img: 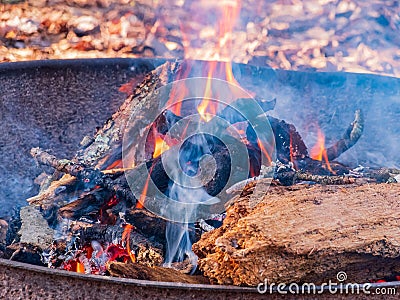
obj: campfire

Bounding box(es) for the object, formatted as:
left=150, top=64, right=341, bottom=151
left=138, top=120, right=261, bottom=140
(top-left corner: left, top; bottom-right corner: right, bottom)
left=1, top=0, right=400, bottom=292
left=2, top=56, right=399, bottom=286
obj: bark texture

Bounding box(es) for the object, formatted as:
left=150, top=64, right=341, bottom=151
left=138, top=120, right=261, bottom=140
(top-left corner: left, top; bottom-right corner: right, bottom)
left=193, top=183, right=400, bottom=286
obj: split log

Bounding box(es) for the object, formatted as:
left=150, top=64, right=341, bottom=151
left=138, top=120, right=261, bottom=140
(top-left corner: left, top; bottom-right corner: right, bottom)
left=193, top=183, right=400, bottom=286
left=106, top=261, right=210, bottom=284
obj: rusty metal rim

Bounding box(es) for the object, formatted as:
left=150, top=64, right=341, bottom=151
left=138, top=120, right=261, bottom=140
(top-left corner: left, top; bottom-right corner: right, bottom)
left=2, top=258, right=400, bottom=292
left=1, top=58, right=400, bottom=293
left=0, top=258, right=257, bottom=292
left=0, top=57, right=167, bottom=72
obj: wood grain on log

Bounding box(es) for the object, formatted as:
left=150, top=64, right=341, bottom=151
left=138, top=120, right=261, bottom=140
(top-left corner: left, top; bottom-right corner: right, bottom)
left=193, top=183, right=400, bottom=286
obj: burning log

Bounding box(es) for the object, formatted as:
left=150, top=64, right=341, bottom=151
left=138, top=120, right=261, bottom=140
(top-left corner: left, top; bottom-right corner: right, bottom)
left=125, top=208, right=167, bottom=243
left=75, top=224, right=164, bottom=267
left=29, top=148, right=135, bottom=220
left=77, top=61, right=180, bottom=169
left=193, top=183, right=400, bottom=286
left=23, top=60, right=370, bottom=282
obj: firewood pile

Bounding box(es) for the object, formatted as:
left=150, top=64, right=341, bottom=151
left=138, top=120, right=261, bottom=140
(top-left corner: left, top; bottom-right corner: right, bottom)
left=1, top=60, right=400, bottom=286
left=1, top=0, right=400, bottom=77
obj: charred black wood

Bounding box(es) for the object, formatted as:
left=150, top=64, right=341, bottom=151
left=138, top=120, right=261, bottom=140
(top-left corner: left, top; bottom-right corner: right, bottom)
left=125, top=208, right=167, bottom=243
left=76, top=224, right=164, bottom=267
left=30, top=148, right=136, bottom=206
left=326, top=109, right=364, bottom=161
left=128, top=135, right=235, bottom=197
left=58, top=188, right=114, bottom=220
left=247, top=111, right=363, bottom=176
left=0, top=212, right=21, bottom=257
left=295, top=157, right=350, bottom=175
left=274, top=166, right=356, bottom=186
left=5, top=243, right=46, bottom=266
left=363, top=168, right=394, bottom=183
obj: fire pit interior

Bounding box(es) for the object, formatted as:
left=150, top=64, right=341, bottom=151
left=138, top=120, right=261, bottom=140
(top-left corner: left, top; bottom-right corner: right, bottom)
left=1, top=57, right=400, bottom=297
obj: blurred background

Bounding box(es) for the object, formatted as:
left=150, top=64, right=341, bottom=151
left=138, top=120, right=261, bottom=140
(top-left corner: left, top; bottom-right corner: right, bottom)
left=0, top=0, right=399, bottom=77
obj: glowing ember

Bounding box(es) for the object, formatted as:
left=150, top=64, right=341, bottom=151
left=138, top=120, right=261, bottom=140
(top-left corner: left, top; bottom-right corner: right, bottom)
left=62, top=237, right=136, bottom=275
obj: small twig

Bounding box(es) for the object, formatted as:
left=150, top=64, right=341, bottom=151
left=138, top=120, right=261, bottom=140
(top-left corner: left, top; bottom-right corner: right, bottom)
left=30, top=147, right=136, bottom=204
left=326, top=109, right=364, bottom=161
left=31, top=148, right=85, bottom=177
left=295, top=172, right=357, bottom=185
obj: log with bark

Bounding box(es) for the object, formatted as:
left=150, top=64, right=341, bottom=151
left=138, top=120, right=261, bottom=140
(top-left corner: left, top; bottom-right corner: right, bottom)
left=192, top=183, right=400, bottom=286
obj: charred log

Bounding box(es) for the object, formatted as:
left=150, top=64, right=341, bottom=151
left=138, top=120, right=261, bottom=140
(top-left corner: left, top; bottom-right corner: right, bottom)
left=125, top=208, right=167, bottom=243
left=30, top=148, right=136, bottom=209
left=76, top=224, right=163, bottom=267
left=77, top=61, right=180, bottom=169
left=58, top=188, right=114, bottom=220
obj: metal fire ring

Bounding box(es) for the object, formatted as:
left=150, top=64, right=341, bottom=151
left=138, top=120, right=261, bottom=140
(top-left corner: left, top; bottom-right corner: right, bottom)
left=1, top=58, right=400, bottom=299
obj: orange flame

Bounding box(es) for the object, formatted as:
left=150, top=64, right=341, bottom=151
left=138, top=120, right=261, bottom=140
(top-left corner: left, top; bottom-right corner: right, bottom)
left=76, top=262, right=85, bottom=273
left=105, top=159, right=123, bottom=170
left=257, top=139, right=273, bottom=164
left=153, top=134, right=170, bottom=158
left=310, top=127, right=334, bottom=173
left=136, top=160, right=156, bottom=209
left=197, top=61, right=217, bottom=121
left=217, top=1, right=242, bottom=60
left=122, top=224, right=136, bottom=263
left=136, top=174, right=149, bottom=209
left=289, top=132, right=294, bottom=164
left=166, top=62, right=191, bottom=115
left=195, top=1, right=253, bottom=122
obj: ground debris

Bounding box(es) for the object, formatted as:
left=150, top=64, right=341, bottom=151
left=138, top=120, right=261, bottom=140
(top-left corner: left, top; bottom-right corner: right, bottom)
left=0, top=0, right=399, bottom=77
